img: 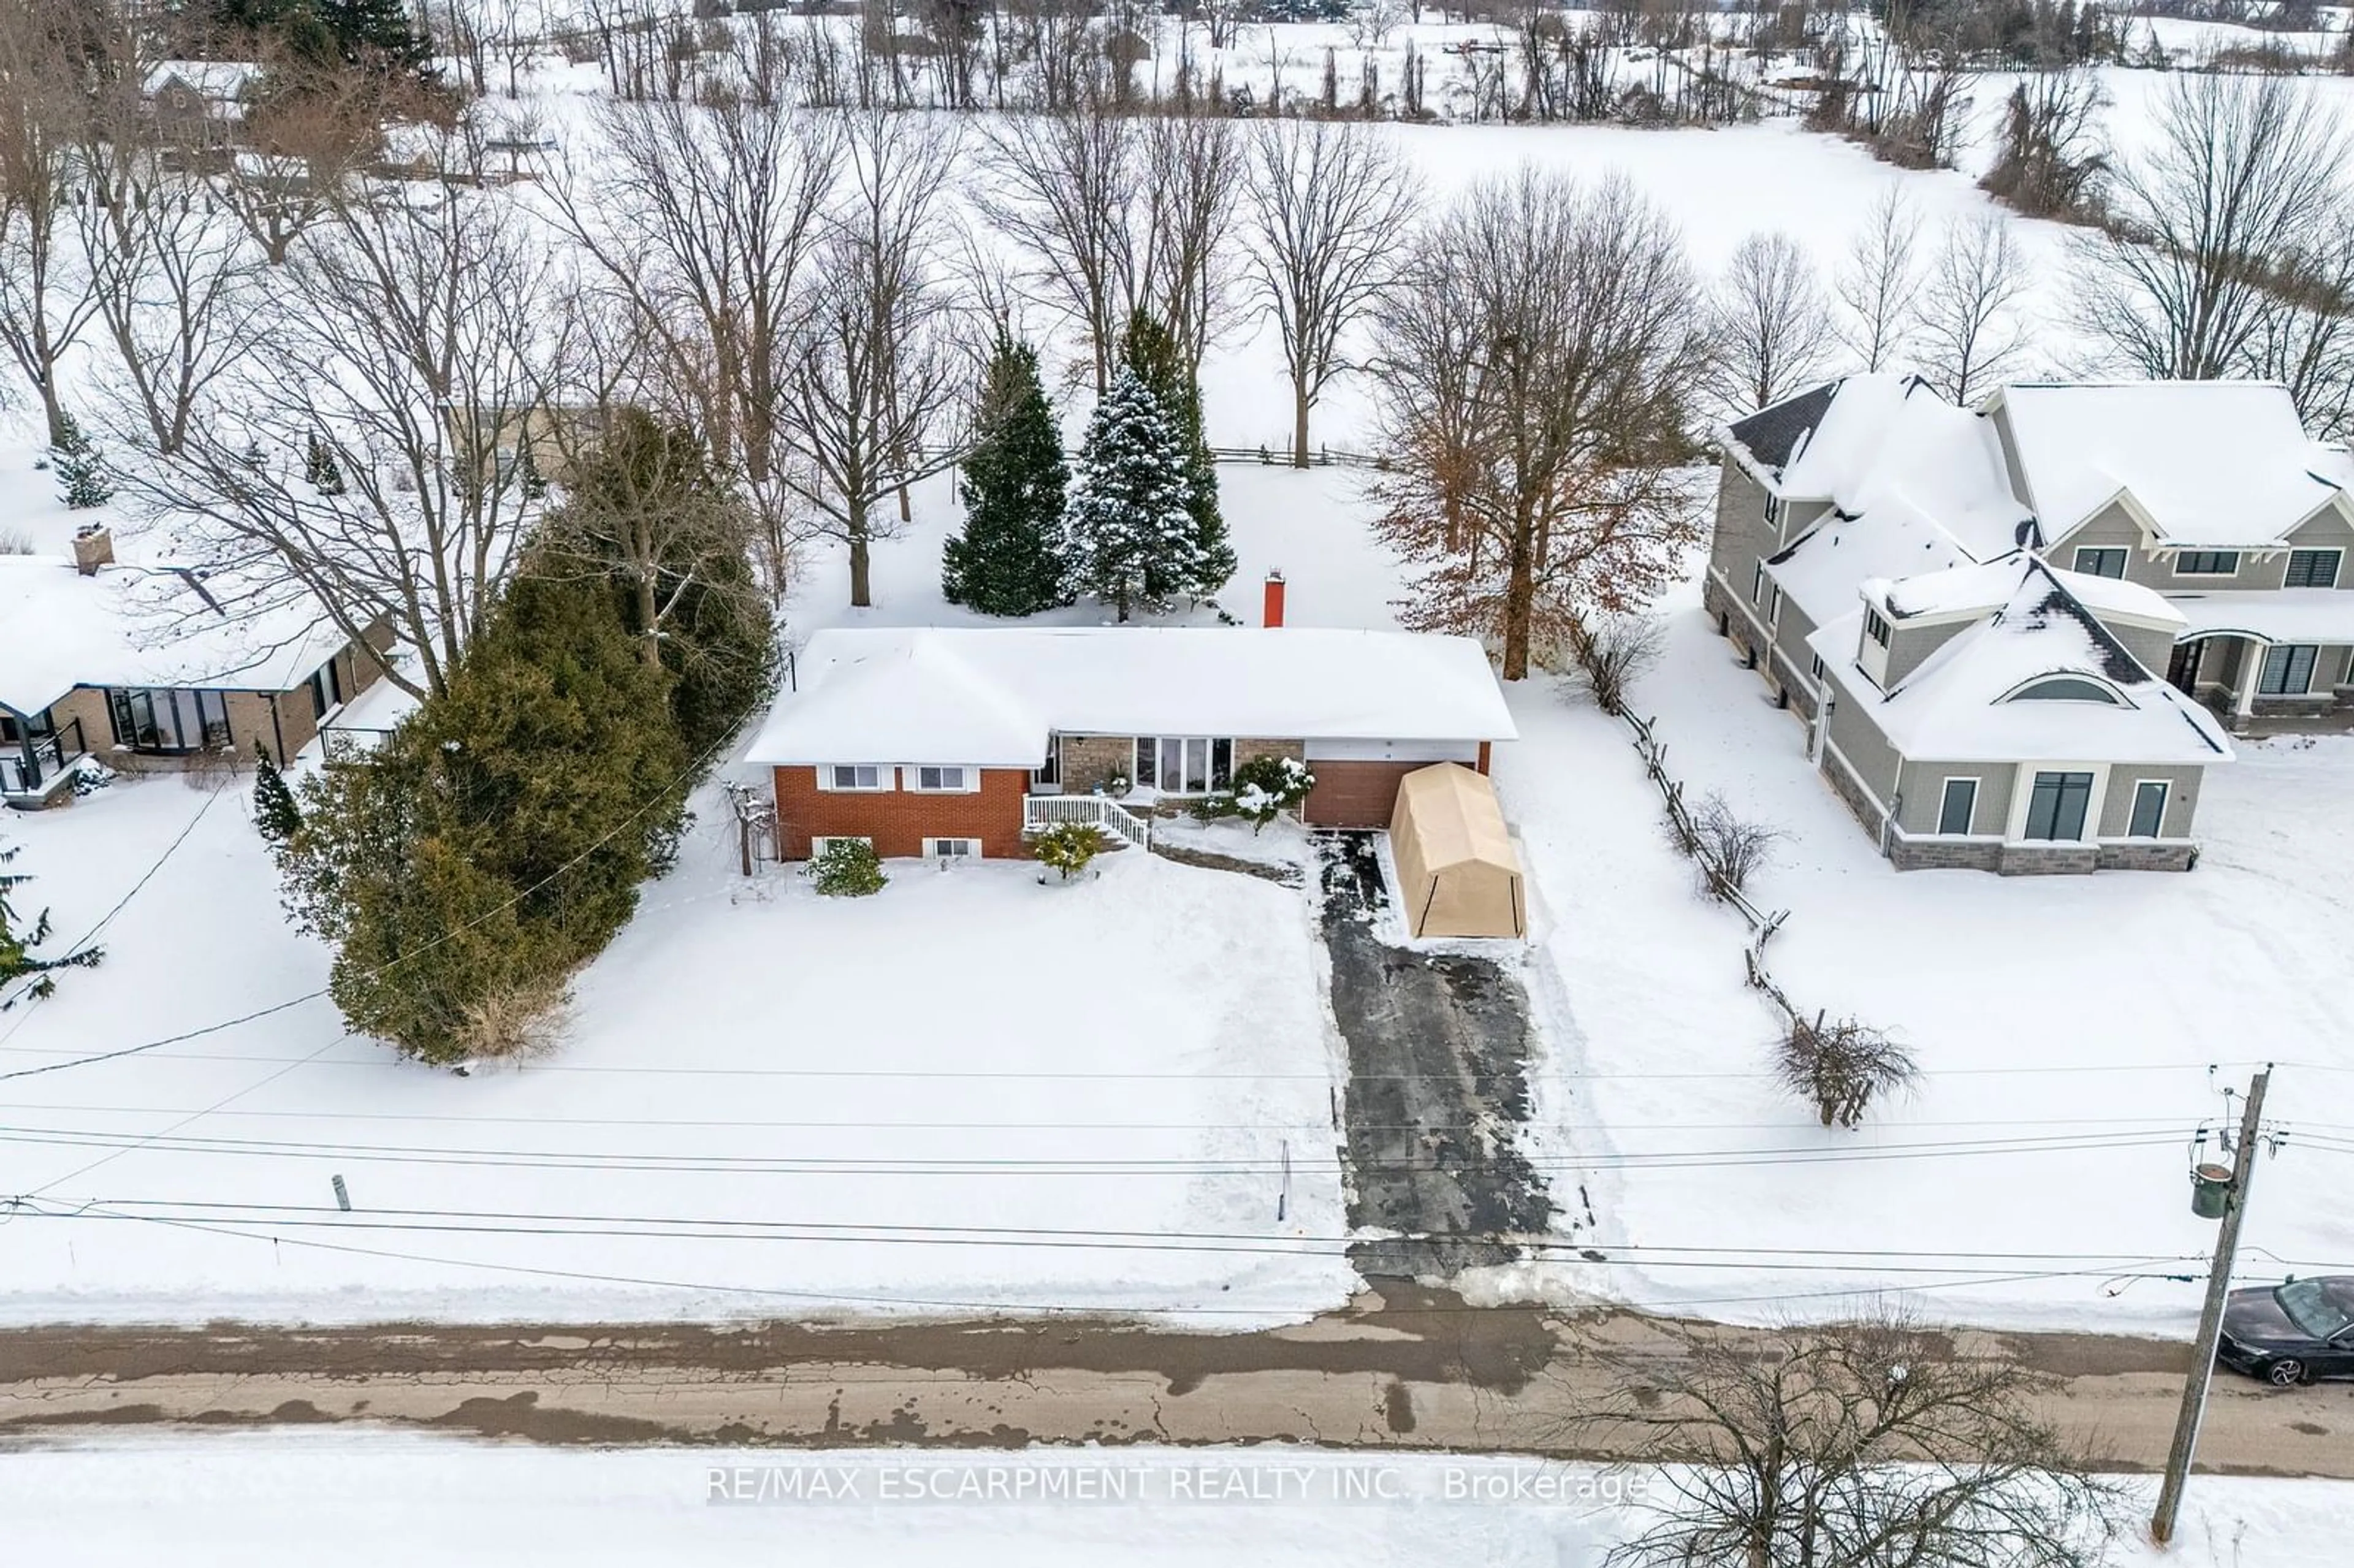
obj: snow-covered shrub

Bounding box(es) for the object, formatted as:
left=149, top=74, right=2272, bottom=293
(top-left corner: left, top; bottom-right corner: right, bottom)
left=1032, top=821, right=1109, bottom=881
left=1776, top=1011, right=1918, bottom=1129
left=1102, top=771, right=1133, bottom=798
left=810, top=838, right=887, bottom=897
left=69, top=758, right=115, bottom=796
left=1228, top=754, right=1314, bottom=833
left=0, top=527, right=32, bottom=555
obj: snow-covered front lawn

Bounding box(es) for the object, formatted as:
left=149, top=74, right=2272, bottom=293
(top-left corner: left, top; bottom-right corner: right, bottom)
left=0, top=777, right=1351, bottom=1324
left=1488, top=579, right=2354, bottom=1333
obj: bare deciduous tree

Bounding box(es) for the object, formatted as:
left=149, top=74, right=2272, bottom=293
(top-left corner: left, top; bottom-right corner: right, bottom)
left=78, top=74, right=262, bottom=457
left=1135, top=115, right=1243, bottom=378
left=1916, top=214, right=2030, bottom=406
left=774, top=112, right=968, bottom=609
left=1777, top=1010, right=1920, bottom=1128
left=129, top=173, right=565, bottom=701
left=977, top=105, right=1139, bottom=395
left=1835, top=188, right=1922, bottom=374
left=2073, top=72, right=2350, bottom=381
left=1707, top=230, right=1840, bottom=416
left=1571, top=1311, right=2118, bottom=1568
left=0, top=0, right=97, bottom=446
left=1979, top=67, right=2109, bottom=221
left=1370, top=171, right=1706, bottom=682
left=552, top=63, right=839, bottom=487
left=1242, top=119, right=1420, bottom=468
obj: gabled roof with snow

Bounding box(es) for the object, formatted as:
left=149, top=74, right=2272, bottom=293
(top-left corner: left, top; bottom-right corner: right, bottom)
left=0, top=555, right=354, bottom=716
left=747, top=628, right=1518, bottom=768
left=142, top=61, right=261, bottom=100
left=1991, top=381, right=2352, bottom=550
left=1870, top=552, right=2184, bottom=629
left=1808, top=558, right=2232, bottom=766
left=1748, top=375, right=2037, bottom=628
left=2168, top=589, right=2354, bottom=647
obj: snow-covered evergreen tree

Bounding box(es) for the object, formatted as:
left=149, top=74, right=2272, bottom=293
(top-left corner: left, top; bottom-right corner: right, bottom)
left=51, top=416, right=113, bottom=511
left=0, top=839, right=101, bottom=1007
left=943, top=332, right=1069, bottom=617
left=253, top=748, right=303, bottom=844
left=1121, top=310, right=1236, bottom=603
left=1061, top=368, right=1198, bottom=623
left=305, top=435, right=346, bottom=497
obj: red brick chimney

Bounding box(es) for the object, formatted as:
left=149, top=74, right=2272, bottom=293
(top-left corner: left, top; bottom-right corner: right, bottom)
left=1262, top=569, right=1286, bottom=629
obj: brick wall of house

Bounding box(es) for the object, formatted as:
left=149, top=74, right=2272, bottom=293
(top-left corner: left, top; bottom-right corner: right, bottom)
left=1233, top=738, right=1304, bottom=769
left=772, top=766, right=1029, bottom=860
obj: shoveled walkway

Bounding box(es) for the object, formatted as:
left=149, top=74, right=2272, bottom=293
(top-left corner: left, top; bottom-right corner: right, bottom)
left=1313, top=833, right=1555, bottom=1282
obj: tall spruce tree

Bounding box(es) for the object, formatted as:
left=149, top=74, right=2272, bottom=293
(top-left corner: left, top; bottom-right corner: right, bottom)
left=1061, top=368, right=1198, bottom=623
left=943, top=333, right=1070, bottom=617
left=1120, top=310, right=1235, bottom=602
left=0, top=840, right=101, bottom=1007
left=253, top=747, right=303, bottom=843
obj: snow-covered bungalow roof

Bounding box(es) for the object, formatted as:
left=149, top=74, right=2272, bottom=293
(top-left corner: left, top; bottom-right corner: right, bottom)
left=1748, top=375, right=2037, bottom=629
left=0, top=554, right=351, bottom=717
left=1989, top=381, right=2353, bottom=550
left=747, top=628, right=1519, bottom=769
left=1807, top=558, right=2233, bottom=766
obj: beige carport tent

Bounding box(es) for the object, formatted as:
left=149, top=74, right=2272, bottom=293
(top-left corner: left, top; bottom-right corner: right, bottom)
left=1387, top=763, right=1526, bottom=939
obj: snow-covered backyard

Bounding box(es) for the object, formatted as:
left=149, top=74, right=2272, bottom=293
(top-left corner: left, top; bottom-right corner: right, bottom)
left=3, top=1434, right=2346, bottom=1568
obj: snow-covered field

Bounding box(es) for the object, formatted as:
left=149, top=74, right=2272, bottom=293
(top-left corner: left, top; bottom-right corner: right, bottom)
left=2, top=1434, right=2345, bottom=1568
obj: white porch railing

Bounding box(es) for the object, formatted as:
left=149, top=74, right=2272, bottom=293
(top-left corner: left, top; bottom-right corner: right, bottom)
left=1023, top=793, right=1152, bottom=851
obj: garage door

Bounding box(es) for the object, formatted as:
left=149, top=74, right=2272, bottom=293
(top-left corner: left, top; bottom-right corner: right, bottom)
left=1303, top=761, right=1427, bottom=828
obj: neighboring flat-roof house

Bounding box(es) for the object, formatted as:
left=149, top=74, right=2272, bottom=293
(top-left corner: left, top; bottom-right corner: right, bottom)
left=745, top=625, right=1518, bottom=862
left=0, top=526, right=392, bottom=808
left=1704, top=373, right=2271, bottom=874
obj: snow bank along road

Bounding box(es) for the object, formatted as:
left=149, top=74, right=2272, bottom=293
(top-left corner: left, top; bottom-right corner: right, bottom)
left=6, top=1286, right=2353, bottom=1480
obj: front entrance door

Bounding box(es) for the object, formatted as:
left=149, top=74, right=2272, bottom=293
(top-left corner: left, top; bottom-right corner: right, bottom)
left=2166, top=639, right=2203, bottom=696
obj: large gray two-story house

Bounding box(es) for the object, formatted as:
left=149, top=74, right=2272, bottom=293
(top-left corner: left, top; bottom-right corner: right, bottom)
left=1702, top=374, right=2349, bottom=873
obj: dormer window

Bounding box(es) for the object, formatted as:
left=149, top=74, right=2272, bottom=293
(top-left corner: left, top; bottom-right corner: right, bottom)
left=2005, top=676, right=2124, bottom=705
left=2172, top=550, right=2239, bottom=577
left=1863, top=608, right=1892, bottom=648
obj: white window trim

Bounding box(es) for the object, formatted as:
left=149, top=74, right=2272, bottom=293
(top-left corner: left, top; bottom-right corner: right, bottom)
left=2124, top=778, right=2170, bottom=839
left=922, top=836, right=980, bottom=858
left=2169, top=550, right=2241, bottom=579
left=904, top=764, right=981, bottom=794
left=1751, top=560, right=1768, bottom=604
left=2258, top=643, right=2320, bottom=697
left=817, top=764, right=891, bottom=793
left=2006, top=762, right=2111, bottom=845
left=809, top=835, right=874, bottom=856
left=2285, top=547, right=2342, bottom=589
left=1935, top=775, right=1979, bottom=837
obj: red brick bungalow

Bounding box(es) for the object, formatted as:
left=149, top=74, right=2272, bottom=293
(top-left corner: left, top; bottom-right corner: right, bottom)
left=746, top=624, right=1518, bottom=861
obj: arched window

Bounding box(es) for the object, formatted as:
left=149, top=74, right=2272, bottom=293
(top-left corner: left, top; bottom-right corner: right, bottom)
left=2005, top=676, right=2123, bottom=704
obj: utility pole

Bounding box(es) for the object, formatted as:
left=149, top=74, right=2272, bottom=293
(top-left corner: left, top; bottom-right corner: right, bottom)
left=2150, top=1065, right=2271, bottom=1545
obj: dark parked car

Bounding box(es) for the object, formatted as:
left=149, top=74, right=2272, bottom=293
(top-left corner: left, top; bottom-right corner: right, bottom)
left=2216, top=1277, right=2354, bottom=1387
